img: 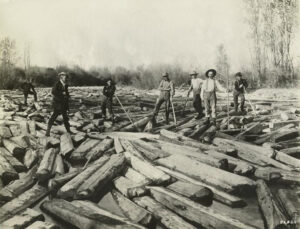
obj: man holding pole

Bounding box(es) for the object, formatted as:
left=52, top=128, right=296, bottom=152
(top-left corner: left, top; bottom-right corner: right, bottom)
left=101, top=78, right=116, bottom=122
left=152, top=72, right=175, bottom=124
left=21, top=78, right=37, bottom=105
left=233, top=72, right=248, bottom=112
left=187, top=71, right=204, bottom=119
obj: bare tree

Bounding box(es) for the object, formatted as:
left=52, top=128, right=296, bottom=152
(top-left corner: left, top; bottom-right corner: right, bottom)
left=24, top=42, right=31, bottom=71
left=215, top=44, right=230, bottom=83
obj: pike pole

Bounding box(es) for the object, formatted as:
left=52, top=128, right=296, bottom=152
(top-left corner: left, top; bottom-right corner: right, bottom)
left=170, top=97, right=177, bottom=124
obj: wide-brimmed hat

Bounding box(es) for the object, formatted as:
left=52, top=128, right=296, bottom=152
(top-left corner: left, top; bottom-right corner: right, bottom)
left=235, top=72, right=243, bottom=77
left=162, top=72, right=169, bottom=78
left=205, top=69, right=217, bottom=77
left=190, top=71, right=198, bottom=76
left=58, top=72, right=67, bottom=77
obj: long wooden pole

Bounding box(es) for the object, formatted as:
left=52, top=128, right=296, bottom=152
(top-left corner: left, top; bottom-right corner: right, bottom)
left=170, top=98, right=177, bottom=124
left=226, top=74, right=230, bottom=130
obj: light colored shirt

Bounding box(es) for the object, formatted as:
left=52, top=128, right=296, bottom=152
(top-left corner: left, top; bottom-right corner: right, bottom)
left=190, top=78, right=203, bottom=95
left=201, top=78, right=226, bottom=98
left=158, top=80, right=175, bottom=96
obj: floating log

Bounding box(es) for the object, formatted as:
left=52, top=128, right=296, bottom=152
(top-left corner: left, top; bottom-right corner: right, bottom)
left=277, top=189, right=300, bottom=225
left=156, top=154, right=256, bottom=193
left=85, top=138, right=114, bottom=161
left=58, top=155, right=110, bottom=199
left=0, top=126, right=12, bottom=138
left=124, top=151, right=171, bottom=185
left=2, top=139, right=26, bottom=157
left=256, top=180, right=288, bottom=229
left=0, top=208, right=44, bottom=229
left=70, top=138, right=101, bottom=161
left=25, top=221, right=59, bottom=229
left=24, top=149, right=38, bottom=169
left=36, top=148, right=57, bottom=182
left=130, top=139, right=168, bottom=160
left=0, top=153, right=18, bottom=184
left=114, top=137, right=124, bottom=153
left=76, top=154, right=126, bottom=199
left=156, top=166, right=245, bottom=207
left=111, top=190, right=153, bottom=226
left=149, top=186, right=258, bottom=229
left=113, top=176, right=148, bottom=198
left=133, top=196, right=197, bottom=229
left=123, top=167, right=151, bottom=186
left=0, top=147, right=26, bottom=172
left=60, top=133, right=74, bottom=156
left=0, top=185, right=49, bottom=223
left=167, top=180, right=213, bottom=206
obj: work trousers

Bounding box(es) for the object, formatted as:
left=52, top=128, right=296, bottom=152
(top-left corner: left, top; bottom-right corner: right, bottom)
left=233, top=90, right=245, bottom=112
left=47, top=108, right=70, bottom=132
left=203, top=91, right=217, bottom=118
left=153, top=91, right=171, bottom=122
left=101, top=96, right=114, bottom=119
left=24, top=91, right=37, bottom=105
left=193, top=93, right=203, bottom=115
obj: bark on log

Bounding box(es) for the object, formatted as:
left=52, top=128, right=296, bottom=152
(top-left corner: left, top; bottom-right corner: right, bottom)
left=123, top=167, right=151, bottom=186
left=85, top=138, right=114, bottom=161
left=10, top=135, right=30, bottom=148
left=88, top=132, right=159, bottom=140
left=167, top=180, right=213, bottom=206
left=256, top=180, right=288, bottom=229
left=3, top=139, right=26, bottom=157
left=72, top=132, right=86, bottom=146
left=133, top=196, right=197, bottom=229
left=9, top=125, right=22, bottom=137
left=36, top=148, right=57, bottom=182
left=156, top=166, right=246, bottom=207
left=113, top=176, right=148, bottom=198
left=20, top=121, right=30, bottom=135
left=274, top=150, right=300, bottom=169
left=254, top=167, right=300, bottom=185
left=121, top=117, right=150, bottom=132
left=277, top=189, right=300, bottom=225
left=280, top=146, right=300, bottom=156
left=114, top=137, right=124, bottom=153
left=124, top=151, right=171, bottom=185
left=269, top=120, right=300, bottom=130
left=25, top=221, right=59, bottom=229
left=111, top=190, right=153, bottom=226
left=60, top=133, right=74, bottom=156
left=76, top=154, right=126, bottom=199
left=149, top=186, right=258, bottom=229
left=188, top=123, right=210, bottom=138
left=53, top=154, right=65, bottom=175
left=0, top=126, right=12, bottom=138
left=0, top=147, right=26, bottom=172
left=70, top=138, right=101, bottom=161
left=28, top=120, right=37, bottom=136
left=120, top=139, right=144, bottom=158
left=272, top=129, right=299, bottom=143
left=156, top=154, right=256, bottom=194
left=0, top=153, right=18, bottom=184
left=236, top=122, right=264, bottom=139
left=200, top=125, right=217, bottom=143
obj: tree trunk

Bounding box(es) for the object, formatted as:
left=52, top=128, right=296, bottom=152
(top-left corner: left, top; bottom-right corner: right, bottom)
left=36, top=148, right=57, bottom=182
left=70, top=138, right=101, bottom=162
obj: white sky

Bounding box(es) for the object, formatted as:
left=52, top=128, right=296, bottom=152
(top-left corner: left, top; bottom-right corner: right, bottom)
left=0, top=0, right=299, bottom=72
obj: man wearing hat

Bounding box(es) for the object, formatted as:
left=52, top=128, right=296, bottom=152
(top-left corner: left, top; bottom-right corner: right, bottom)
left=201, top=69, right=226, bottom=125
left=233, top=72, right=248, bottom=112
left=21, top=78, right=37, bottom=105
left=187, top=71, right=204, bottom=119
left=152, top=72, right=175, bottom=124
left=46, top=72, right=71, bottom=136
left=101, top=78, right=116, bottom=122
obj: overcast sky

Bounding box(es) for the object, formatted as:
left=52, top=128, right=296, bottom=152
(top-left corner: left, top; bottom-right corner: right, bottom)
left=0, top=0, right=299, bottom=72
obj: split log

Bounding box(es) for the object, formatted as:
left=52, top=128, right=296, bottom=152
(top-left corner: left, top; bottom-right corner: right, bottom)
left=28, top=120, right=37, bottom=136
left=149, top=186, right=258, bottom=229
left=167, top=180, right=213, bottom=206
left=121, top=117, right=150, bottom=132
left=277, top=189, right=300, bottom=225
left=133, top=196, right=197, bottom=229
left=0, top=126, right=12, bottom=138
left=0, top=208, right=44, bottom=229
left=24, top=149, right=38, bottom=169
left=25, top=221, right=59, bottom=229
left=0, top=153, right=18, bottom=184
left=156, top=166, right=246, bottom=207
left=0, top=185, right=49, bottom=223
left=60, top=133, right=74, bottom=156
left=58, top=155, right=110, bottom=199
left=256, top=180, right=288, bottom=229
left=0, top=147, right=26, bottom=172
left=53, top=154, right=65, bottom=175
left=130, top=139, right=168, bottom=160
left=111, top=190, right=153, bottom=226
left=124, top=151, right=171, bottom=185
left=76, top=154, right=126, bottom=199
left=70, top=138, right=101, bottom=161
left=2, top=139, right=26, bottom=157
left=36, top=148, right=57, bottom=182
left=114, top=137, right=124, bottom=153
left=113, top=176, right=148, bottom=198
left=156, top=154, right=256, bottom=193
left=10, top=135, right=30, bottom=148
left=123, top=167, right=151, bottom=186
left=85, top=138, right=114, bottom=161
left=41, top=199, right=146, bottom=229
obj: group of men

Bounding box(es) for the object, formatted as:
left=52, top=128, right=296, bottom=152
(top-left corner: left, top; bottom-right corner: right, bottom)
left=22, top=69, right=248, bottom=136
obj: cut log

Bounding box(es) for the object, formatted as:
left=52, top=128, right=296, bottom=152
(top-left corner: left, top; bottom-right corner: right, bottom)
left=256, top=180, right=288, bottom=229
left=88, top=131, right=159, bottom=140
left=85, top=138, right=114, bottom=161
left=111, top=190, right=153, bottom=226
left=36, top=148, right=57, bottom=182
left=24, top=149, right=38, bottom=169
left=149, top=186, right=258, bottom=229
left=254, top=167, right=300, bottom=185
left=0, top=208, right=44, bottom=229
left=41, top=198, right=146, bottom=229
left=200, top=125, right=217, bottom=143
left=272, top=129, right=299, bottom=143
left=76, top=154, right=126, bottom=199
left=0, top=126, right=12, bottom=138
left=0, top=147, right=26, bottom=172
left=20, top=121, right=30, bottom=135
left=113, top=176, right=148, bottom=198
left=10, top=135, right=30, bottom=148
left=9, top=125, right=22, bottom=137
left=280, top=146, right=300, bottom=156
left=25, top=221, right=59, bottom=229
left=72, top=132, right=86, bottom=146
left=120, top=139, right=144, bottom=158
left=124, top=151, right=171, bottom=185
left=58, top=155, right=110, bottom=199
left=2, top=139, right=26, bottom=157
left=188, top=123, right=210, bottom=138
left=156, top=154, right=256, bottom=193
left=130, top=139, right=168, bottom=160
left=121, top=117, right=150, bottom=132
left=0, top=185, right=49, bottom=223
left=70, top=138, right=101, bottom=161
left=269, top=120, right=300, bottom=130
left=133, top=196, right=197, bottom=229
left=167, top=180, right=213, bottom=206
left=277, top=189, right=300, bottom=225
left=123, top=167, right=151, bottom=186
left=53, top=154, right=65, bottom=175
left=236, top=122, right=264, bottom=139
left=28, top=120, right=37, bottom=136
left=274, top=150, right=300, bottom=169
left=156, top=166, right=246, bottom=207
left=0, top=153, right=18, bottom=184
left=280, top=112, right=297, bottom=121
left=60, top=133, right=74, bottom=156
left=114, top=137, right=124, bottom=153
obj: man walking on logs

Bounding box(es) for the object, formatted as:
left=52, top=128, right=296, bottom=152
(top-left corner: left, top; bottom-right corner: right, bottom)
left=101, top=78, right=116, bottom=122
left=187, top=70, right=204, bottom=119
left=152, top=72, right=175, bottom=125
left=46, top=72, right=72, bottom=136
left=233, top=72, right=248, bottom=113
left=21, top=78, right=37, bottom=105
left=201, top=69, right=227, bottom=126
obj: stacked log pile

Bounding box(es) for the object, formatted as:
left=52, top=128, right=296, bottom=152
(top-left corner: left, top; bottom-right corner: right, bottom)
left=0, top=87, right=299, bottom=229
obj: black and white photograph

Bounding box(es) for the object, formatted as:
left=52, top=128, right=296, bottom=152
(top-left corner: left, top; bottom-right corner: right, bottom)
left=0, top=0, right=299, bottom=228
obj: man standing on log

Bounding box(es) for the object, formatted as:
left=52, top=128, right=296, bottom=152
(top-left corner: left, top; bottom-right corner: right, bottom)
left=21, top=78, right=37, bottom=105
left=187, top=71, right=204, bottom=119
left=46, top=72, right=71, bottom=136
left=201, top=69, right=226, bottom=126
left=101, top=78, right=116, bottom=122
left=233, top=72, right=248, bottom=112
left=152, top=72, right=175, bottom=124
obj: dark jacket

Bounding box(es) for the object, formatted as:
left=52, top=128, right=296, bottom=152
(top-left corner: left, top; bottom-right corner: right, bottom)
left=51, top=80, right=69, bottom=111
left=21, top=82, right=35, bottom=94
left=234, top=79, right=248, bottom=93
left=103, top=84, right=116, bottom=98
